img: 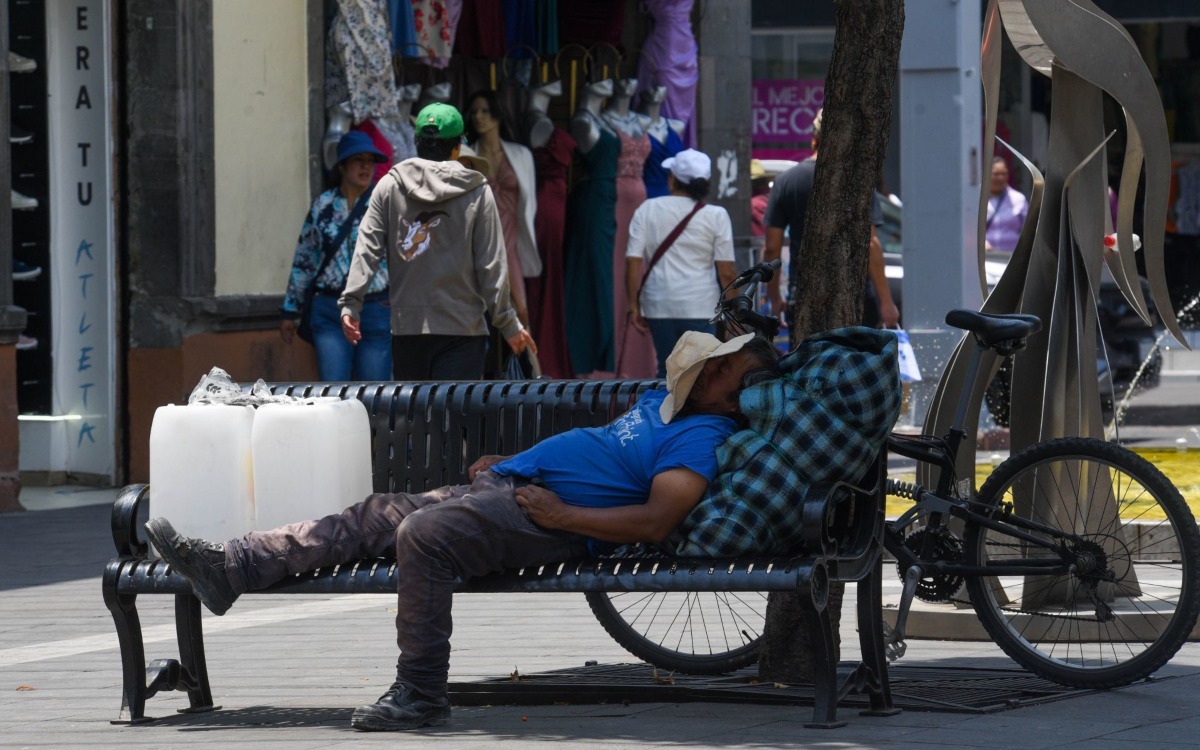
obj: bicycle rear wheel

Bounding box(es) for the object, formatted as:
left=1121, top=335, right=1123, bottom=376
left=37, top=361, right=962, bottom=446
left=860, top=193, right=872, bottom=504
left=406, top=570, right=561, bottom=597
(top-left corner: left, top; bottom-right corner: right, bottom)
left=584, top=591, right=766, bottom=674
left=967, top=437, right=1200, bottom=688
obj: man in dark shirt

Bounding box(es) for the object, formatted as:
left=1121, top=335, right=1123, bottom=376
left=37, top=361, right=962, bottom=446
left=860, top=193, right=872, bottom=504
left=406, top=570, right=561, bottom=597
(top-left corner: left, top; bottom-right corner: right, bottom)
left=762, top=109, right=899, bottom=328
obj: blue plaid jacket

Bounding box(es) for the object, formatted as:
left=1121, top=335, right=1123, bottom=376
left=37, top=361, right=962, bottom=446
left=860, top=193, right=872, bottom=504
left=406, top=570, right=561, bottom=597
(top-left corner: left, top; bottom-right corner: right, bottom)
left=671, top=327, right=901, bottom=557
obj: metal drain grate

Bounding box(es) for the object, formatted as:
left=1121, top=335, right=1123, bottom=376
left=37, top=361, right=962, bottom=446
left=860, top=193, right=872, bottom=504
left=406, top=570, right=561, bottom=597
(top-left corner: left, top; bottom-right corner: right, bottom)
left=448, top=662, right=1125, bottom=714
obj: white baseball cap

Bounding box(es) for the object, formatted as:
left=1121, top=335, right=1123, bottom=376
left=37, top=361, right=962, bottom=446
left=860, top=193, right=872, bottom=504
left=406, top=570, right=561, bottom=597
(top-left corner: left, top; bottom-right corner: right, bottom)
left=659, top=331, right=756, bottom=423
left=661, top=149, right=711, bottom=184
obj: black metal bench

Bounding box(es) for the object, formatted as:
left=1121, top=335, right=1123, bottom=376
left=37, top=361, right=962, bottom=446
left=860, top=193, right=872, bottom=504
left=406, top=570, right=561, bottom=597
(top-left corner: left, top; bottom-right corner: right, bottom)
left=103, top=380, right=897, bottom=728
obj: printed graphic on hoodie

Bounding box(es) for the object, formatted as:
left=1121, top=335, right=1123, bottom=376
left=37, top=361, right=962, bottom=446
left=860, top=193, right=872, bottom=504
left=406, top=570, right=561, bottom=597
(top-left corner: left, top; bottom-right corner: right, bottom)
left=399, top=210, right=448, bottom=261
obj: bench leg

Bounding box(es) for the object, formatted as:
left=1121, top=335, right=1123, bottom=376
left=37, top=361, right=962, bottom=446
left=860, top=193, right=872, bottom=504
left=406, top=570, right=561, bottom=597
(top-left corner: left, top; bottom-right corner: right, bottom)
left=102, top=561, right=152, bottom=724
left=803, top=603, right=846, bottom=729
left=173, top=594, right=219, bottom=714
left=857, top=558, right=901, bottom=718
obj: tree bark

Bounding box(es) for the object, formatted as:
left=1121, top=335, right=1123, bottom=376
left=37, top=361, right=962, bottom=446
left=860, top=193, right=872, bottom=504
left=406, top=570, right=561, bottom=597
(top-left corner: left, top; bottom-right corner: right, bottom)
left=758, top=0, right=904, bottom=684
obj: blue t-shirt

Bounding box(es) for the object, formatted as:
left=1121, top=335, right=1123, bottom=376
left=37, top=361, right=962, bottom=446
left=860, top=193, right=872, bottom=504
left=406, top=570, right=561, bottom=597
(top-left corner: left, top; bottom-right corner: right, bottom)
left=491, top=389, right=736, bottom=508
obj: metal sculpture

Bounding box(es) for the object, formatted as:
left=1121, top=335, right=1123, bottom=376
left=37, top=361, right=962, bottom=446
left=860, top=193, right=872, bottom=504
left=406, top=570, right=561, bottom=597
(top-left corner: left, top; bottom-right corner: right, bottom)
left=922, top=0, right=1188, bottom=486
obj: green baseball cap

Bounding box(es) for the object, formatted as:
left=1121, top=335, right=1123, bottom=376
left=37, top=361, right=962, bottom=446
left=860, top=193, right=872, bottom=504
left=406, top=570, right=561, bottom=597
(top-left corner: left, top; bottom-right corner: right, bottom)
left=415, top=102, right=464, bottom=140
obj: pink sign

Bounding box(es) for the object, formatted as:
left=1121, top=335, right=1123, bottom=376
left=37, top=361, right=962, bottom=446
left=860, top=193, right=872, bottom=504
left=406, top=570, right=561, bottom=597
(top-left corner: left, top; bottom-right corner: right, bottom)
left=752, top=79, right=824, bottom=144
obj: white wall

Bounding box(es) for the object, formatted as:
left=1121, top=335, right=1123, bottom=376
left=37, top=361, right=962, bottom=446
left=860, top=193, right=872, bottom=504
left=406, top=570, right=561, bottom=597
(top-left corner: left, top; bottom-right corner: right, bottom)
left=212, top=0, right=311, bottom=296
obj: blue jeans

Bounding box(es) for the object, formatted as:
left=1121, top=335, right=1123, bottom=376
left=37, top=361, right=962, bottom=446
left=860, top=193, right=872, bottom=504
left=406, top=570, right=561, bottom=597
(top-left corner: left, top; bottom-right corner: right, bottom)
left=310, top=293, right=392, bottom=381
left=223, top=472, right=588, bottom=698
left=646, top=318, right=715, bottom=378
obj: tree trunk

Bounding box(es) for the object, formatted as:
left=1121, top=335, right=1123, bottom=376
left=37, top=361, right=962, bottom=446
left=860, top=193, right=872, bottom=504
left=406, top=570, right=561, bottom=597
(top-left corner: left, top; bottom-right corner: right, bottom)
left=758, top=0, right=904, bottom=684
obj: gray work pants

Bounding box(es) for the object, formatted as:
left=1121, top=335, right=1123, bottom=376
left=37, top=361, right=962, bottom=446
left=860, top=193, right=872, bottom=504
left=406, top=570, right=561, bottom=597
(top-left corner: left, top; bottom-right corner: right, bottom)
left=223, top=472, right=589, bottom=697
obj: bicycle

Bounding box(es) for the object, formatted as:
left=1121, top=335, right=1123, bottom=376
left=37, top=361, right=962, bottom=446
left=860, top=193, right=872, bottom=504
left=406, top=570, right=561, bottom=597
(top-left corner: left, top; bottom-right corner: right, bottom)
left=586, top=260, right=1200, bottom=688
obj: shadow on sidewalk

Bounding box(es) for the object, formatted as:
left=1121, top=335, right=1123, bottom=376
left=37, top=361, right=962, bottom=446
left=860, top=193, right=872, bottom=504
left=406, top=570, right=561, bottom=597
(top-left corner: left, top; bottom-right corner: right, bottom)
left=0, top=502, right=127, bottom=591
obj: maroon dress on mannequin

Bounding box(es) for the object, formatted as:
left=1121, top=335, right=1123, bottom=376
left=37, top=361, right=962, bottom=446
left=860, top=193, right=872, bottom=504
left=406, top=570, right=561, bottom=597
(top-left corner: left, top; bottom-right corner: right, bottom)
left=527, top=128, right=576, bottom=379
left=612, top=130, right=656, bottom=379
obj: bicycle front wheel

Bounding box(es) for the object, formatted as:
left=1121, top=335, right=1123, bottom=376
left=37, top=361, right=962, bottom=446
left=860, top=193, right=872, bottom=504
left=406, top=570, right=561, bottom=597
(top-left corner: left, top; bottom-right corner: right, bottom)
left=967, top=437, right=1200, bottom=688
left=584, top=590, right=766, bottom=674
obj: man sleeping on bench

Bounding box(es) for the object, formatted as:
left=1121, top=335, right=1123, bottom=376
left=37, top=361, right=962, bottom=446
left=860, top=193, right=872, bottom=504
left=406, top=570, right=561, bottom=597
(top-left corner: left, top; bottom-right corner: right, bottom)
left=145, top=331, right=782, bottom=733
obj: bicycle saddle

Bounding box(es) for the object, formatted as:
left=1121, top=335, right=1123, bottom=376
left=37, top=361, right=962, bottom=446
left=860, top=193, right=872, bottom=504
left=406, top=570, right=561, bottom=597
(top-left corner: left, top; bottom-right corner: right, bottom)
left=945, top=309, right=1042, bottom=354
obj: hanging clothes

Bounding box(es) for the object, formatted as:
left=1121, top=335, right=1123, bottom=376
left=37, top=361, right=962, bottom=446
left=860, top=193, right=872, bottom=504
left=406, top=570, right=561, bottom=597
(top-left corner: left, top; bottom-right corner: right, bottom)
left=611, top=130, right=657, bottom=378
left=327, top=0, right=403, bottom=122
left=412, top=0, right=463, bottom=68
left=642, top=126, right=684, bottom=199
left=527, top=128, right=577, bottom=379
left=536, top=0, right=559, bottom=55
left=637, top=0, right=699, bottom=147
left=564, top=127, right=620, bottom=375
left=388, top=0, right=419, bottom=56
left=372, top=115, right=417, bottom=163
left=504, top=0, right=537, bottom=56
left=558, top=0, right=624, bottom=48
left=455, top=1, right=506, bottom=58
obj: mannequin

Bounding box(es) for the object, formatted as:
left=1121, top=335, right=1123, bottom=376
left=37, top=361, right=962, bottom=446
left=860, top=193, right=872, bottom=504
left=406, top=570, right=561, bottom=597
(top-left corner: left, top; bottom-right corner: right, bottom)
left=639, top=84, right=685, bottom=199
left=523, top=79, right=563, bottom=149
left=606, top=78, right=657, bottom=378
left=466, top=89, right=540, bottom=327
left=524, top=79, right=576, bottom=378
left=600, top=77, right=645, bottom=140
left=639, top=85, right=685, bottom=143
left=564, top=79, right=621, bottom=375
left=570, top=78, right=615, bottom=154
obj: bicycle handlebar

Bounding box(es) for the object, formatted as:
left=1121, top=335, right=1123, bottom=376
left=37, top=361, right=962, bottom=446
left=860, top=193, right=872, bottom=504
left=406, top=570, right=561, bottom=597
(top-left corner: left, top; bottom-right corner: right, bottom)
left=712, top=260, right=782, bottom=339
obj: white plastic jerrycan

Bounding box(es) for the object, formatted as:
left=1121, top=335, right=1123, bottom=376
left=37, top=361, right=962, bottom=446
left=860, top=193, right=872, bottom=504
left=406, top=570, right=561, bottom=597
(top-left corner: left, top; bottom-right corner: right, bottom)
left=251, top=397, right=373, bottom=531
left=149, top=403, right=257, bottom=551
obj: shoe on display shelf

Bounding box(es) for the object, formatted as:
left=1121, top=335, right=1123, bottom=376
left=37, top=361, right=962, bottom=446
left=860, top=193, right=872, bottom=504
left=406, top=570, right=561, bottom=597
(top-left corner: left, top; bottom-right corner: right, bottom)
left=10, top=123, right=33, bottom=144
left=8, top=51, right=37, bottom=73
left=11, top=190, right=38, bottom=211
left=13, top=259, right=42, bottom=281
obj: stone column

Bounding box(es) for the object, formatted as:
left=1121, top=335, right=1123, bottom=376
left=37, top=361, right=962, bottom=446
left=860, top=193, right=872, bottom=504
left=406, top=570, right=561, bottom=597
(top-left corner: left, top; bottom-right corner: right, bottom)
left=899, top=0, right=985, bottom=423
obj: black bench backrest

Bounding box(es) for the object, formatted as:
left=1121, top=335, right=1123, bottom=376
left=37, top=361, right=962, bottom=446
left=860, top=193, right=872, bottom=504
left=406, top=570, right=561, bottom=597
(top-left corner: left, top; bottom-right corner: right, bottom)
left=268, top=381, right=660, bottom=493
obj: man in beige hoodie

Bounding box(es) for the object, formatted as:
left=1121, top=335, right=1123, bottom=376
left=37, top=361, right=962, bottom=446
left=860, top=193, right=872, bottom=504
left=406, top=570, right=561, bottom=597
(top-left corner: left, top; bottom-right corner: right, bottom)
left=339, top=103, right=535, bottom=380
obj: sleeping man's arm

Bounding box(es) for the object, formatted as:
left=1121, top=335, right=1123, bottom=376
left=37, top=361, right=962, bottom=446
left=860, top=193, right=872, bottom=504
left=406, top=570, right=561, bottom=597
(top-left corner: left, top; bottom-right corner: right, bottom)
left=513, top=468, right=708, bottom=546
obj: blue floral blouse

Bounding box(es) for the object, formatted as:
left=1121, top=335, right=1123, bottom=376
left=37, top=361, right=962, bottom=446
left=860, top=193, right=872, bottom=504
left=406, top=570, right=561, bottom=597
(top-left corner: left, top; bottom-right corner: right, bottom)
left=281, top=187, right=387, bottom=316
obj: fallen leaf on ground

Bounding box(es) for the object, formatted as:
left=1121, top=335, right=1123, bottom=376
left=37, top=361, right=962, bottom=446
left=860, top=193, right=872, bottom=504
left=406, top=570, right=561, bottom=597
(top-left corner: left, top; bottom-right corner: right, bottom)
left=16, top=685, right=35, bottom=691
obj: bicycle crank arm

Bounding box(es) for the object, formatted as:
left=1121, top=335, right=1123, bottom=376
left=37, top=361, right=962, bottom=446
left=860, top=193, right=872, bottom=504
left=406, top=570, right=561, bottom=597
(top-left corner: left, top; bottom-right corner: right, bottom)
left=887, top=565, right=924, bottom=660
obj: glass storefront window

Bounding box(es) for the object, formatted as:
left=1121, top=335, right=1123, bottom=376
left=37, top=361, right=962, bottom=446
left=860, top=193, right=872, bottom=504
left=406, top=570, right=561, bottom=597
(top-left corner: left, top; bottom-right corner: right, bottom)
left=751, top=29, right=834, bottom=162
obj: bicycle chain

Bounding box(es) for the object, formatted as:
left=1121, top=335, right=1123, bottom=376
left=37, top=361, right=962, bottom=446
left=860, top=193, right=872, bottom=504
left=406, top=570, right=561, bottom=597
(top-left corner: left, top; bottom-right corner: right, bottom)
left=937, top=539, right=1115, bottom=624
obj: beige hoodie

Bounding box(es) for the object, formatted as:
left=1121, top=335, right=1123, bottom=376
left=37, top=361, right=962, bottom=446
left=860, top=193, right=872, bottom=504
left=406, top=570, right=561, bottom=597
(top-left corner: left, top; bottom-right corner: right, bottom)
left=339, top=158, right=522, bottom=339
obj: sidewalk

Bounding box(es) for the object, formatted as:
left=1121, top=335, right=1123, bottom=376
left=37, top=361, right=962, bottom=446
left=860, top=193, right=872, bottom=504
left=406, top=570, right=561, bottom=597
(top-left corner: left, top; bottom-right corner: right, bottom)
left=4, top=359, right=1199, bottom=748
left=4, top=491, right=1200, bottom=748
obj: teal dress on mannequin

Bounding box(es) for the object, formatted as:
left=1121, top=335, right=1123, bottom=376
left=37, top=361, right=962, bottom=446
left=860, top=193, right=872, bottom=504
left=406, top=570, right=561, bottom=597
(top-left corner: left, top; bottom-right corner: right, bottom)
left=564, top=127, right=620, bottom=374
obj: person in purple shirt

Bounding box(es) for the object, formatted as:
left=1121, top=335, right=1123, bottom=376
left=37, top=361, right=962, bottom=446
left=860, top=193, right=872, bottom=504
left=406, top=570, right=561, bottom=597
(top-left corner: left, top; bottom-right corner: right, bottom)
left=144, top=331, right=781, bottom=733
left=985, top=157, right=1030, bottom=252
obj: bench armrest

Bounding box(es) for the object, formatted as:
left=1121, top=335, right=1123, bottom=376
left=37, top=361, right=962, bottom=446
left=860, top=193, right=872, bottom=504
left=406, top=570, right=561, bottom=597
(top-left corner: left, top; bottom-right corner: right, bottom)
left=111, top=484, right=150, bottom=559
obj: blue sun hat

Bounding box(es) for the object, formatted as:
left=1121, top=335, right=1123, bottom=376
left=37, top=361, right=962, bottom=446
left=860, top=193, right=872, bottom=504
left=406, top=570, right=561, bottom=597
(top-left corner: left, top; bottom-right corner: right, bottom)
left=336, top=131, right=388, bottom=164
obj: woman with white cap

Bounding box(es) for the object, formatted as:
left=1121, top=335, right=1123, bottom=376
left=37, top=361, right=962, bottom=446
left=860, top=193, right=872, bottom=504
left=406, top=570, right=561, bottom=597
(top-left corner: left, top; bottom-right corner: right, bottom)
left=625, top=148, right=738, bottom=377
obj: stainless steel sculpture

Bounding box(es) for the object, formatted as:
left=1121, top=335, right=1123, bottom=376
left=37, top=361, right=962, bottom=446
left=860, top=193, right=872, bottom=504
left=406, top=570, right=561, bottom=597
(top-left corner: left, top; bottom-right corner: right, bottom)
left=922, top=0, right=1188, bottom=486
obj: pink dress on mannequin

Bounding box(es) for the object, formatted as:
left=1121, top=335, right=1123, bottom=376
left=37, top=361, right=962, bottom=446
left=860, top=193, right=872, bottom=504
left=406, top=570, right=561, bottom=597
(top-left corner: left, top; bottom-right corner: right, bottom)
left=612, top=131, right=656, bottom=378
left=492, top=158, right=527, bottom=318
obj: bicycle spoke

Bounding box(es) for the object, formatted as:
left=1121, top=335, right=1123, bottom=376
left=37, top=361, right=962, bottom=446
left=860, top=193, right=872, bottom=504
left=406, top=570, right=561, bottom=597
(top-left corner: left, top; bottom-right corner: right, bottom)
left=969, top=439, right=1200, bottom=686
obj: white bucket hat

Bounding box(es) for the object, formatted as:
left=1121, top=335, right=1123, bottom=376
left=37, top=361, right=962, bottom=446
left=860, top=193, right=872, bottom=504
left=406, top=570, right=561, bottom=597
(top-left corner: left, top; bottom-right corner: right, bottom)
left=660, top=331, right=756, bottom=423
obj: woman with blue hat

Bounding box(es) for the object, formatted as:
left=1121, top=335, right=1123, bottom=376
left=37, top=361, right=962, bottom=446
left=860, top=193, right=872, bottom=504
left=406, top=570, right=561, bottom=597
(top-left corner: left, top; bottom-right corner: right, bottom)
left=280, top=131, right=393, bottom=380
